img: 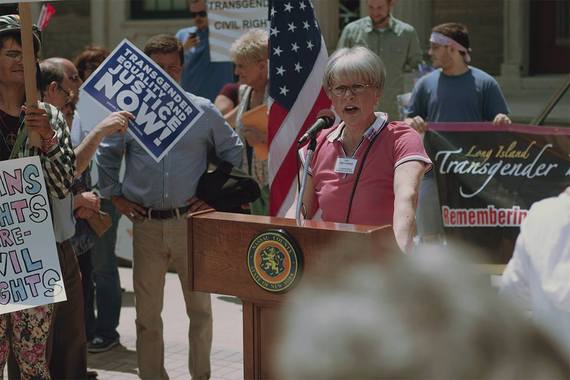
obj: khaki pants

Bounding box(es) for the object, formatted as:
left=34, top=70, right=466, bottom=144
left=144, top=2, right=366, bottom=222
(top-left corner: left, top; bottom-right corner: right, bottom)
left=133, top=218, right=212, bottom=380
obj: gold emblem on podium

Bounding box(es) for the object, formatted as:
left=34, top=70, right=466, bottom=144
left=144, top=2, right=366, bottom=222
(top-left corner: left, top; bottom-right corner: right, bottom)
left=247, top=229, right=302, bottom=293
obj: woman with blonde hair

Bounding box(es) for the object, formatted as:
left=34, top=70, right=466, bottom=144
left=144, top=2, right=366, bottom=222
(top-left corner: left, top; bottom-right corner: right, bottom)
left=230, top=28, right=269, bottom=215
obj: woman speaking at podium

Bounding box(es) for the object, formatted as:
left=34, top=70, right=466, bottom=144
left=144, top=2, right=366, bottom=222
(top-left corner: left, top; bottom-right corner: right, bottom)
left=302, top=47, right=431, bottom=253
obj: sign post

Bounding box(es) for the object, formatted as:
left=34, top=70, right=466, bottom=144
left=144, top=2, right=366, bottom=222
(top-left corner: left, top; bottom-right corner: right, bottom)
left=18, top=2, right=41, bottom=147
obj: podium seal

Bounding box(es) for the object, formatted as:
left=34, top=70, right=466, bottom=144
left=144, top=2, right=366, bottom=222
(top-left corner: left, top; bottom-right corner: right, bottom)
left=247, top=229, right=302, bottom=293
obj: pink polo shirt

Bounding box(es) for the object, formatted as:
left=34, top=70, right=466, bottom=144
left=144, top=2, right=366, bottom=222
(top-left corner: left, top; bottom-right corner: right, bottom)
left=309, top=114, right=431, bottom=226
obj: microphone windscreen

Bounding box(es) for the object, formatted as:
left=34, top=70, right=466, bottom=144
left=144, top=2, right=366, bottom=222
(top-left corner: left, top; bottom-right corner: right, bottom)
left=316, top=109, right=335, bottom=125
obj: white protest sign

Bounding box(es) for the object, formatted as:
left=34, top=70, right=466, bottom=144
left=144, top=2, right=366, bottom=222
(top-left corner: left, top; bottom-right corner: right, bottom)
left=208, top=0, right=269, bottom=62
left=80, top=39, right=205, bottom=162
left=0, top=156, right=66, bottom=315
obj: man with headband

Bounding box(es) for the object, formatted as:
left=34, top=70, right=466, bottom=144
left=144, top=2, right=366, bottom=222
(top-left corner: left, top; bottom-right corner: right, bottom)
left=337, top=0, right=422, bottom=120
left=405, top=22, right=511, bottom=243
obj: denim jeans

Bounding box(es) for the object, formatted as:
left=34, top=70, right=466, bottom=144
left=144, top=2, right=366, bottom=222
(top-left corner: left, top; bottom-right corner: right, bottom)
left=78, top=250, right=95, bottom=341
left=88, top=198, right=122, bottom=341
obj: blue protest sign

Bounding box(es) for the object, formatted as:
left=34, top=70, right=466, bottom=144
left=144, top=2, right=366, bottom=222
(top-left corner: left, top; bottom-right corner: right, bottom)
left=81, top=39, right=204, bottom=162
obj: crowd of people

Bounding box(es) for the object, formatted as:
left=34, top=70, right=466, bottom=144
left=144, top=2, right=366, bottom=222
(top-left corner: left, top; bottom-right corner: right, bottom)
left=0, top=0, right=568, bottom=379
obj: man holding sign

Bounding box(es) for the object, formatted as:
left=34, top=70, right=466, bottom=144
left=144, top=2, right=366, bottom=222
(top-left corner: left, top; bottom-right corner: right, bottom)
left=404, top=22, right=511, bottom=243
left=0, top=14, right=75, bottom=379
left=176, top=0, right=234, bottom=102
left=96, top=34, right=242, bottom=379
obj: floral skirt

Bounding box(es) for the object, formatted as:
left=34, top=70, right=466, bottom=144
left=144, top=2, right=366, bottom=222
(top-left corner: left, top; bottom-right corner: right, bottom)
left=0, top=304, right=53, bottom=380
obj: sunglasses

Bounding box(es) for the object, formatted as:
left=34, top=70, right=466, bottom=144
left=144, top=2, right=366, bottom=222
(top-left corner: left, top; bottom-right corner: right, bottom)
left=190, top=10, right=207, bottom=18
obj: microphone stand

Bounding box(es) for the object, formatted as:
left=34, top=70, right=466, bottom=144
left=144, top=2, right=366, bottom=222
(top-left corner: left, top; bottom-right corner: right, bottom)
left=295, top=137, right=317, bottom=226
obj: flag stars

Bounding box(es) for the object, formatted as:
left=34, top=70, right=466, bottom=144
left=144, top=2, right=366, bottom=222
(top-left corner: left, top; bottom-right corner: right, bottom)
left=270, top=7, right=276, bottom=17
left=294, top=62, right=302, bottom=73
left=279, top=86, right=290, bottom=96
left=276, top=66, right=286, bottom=76
left=288, top=22, right=297, bottom=32
left=291, top=42, right=300, bottom=52
left=299, top=1, right=307, bottom=10
left=306, top=40, right=314, bottom=50
left=303, top=21, right=311, bottom=30
left=284, top=2, right=293, bottom=12
left=273, top=46, right=283, bottom=56
left=270, top=26, right=280, bottom=37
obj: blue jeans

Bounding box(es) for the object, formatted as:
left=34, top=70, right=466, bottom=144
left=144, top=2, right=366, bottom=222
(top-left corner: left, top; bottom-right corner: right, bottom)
left=88, top=198, right=122, bottom=341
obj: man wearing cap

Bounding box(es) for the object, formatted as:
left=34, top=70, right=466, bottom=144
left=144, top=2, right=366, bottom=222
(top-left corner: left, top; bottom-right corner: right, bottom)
left=337, top=0, right=423, bottom=119
left=97, top=34, right=242, bottom=380
left=0, top=14, right=75, bottom=379
left=175, top=0, right=234, bottom=102
left=404, top=22, right=511, bottom=242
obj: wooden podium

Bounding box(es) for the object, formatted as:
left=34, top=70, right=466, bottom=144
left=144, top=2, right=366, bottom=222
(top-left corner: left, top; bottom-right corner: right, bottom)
left=188, top=211, right=398, bottom=380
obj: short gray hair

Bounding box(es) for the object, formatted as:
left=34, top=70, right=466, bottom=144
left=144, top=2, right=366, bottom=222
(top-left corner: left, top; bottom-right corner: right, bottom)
left=230, top=28, right=268, bottom=63
left=323, top=46, right=386, bottom=93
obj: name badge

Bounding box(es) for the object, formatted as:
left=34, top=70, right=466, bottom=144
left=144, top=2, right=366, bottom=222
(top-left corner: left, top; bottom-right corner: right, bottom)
left=334, top=157, right=357, bottom=174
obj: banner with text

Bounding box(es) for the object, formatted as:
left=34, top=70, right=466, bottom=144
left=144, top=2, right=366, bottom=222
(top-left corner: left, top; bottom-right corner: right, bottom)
left=0, top=156, right=66, bottom=315
left=425, top=123, right=570, bottom=261
left=208, top=0, right=269, bottom=62
left=81, top=39, right=204, bottom=162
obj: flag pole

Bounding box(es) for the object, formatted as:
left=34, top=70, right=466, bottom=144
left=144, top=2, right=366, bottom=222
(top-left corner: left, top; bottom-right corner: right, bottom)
left=19, top=2, right=41, bottom=148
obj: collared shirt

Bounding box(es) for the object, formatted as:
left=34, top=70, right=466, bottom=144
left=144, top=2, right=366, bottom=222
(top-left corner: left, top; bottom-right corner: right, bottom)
left=308, top=113, right=431, bottom=225
left=51, top=194, right=75, bottom=243
left=175, top=26, right=235, bottom=102
left=15, top=102, right=76, bottom=200
left=500, top=192, right=570, bottom=357
left=96, top=93, right=243, bottom=209
left=337, top=15, right=423, bottom=119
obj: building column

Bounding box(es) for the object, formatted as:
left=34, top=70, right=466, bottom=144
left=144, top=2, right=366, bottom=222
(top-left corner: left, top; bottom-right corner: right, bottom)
left=314, top=0, right=339, bottom=51
left=500, top=0, right=529, bottom=87
left=392, top=0, right=432, bottom=51
left=90, top=0, right=107, bottom=48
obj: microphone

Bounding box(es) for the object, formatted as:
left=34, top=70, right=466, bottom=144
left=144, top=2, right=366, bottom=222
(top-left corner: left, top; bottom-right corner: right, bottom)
left=297, top=110, right=335, bottom=145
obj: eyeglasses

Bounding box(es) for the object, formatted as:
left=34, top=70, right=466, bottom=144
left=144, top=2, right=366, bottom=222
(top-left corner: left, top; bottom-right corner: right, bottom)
left=330, top=83, right=372, bottom=97
left=1, top=50, right=23, bottom=61
left=190, top=10, right=207, bottom=18
left=57, top=84, right=71, bottom=98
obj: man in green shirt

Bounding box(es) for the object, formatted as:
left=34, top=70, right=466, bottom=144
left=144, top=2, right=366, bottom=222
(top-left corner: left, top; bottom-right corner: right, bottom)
left=337, top=0, right=422, bottom=120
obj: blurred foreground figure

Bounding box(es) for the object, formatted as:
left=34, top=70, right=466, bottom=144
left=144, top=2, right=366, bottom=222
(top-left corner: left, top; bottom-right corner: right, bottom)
left=276, top=250, right=570, bottom=380
left=501, top=187, right=570, bottom=357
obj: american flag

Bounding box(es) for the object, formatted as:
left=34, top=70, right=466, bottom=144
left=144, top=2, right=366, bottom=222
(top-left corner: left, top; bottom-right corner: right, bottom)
left=268, top=0, right=331, bottom=216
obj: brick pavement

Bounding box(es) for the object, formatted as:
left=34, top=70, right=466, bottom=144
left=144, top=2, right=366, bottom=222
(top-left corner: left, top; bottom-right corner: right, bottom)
left=87, top=268, right=244, bottom=380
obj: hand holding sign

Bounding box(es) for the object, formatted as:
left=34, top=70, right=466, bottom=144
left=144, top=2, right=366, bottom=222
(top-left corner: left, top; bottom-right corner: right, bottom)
left=95, top=111, right=134, bottom=137
left=405, top=116, right=428, bottom=134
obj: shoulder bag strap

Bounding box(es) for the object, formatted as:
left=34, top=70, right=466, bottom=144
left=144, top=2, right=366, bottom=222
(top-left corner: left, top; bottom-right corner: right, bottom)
left=344, top=122, right=386, bottom=223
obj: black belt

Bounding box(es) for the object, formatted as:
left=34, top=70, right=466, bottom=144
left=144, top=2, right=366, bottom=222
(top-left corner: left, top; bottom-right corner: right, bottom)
left=146, top=205, right=190, bottom=220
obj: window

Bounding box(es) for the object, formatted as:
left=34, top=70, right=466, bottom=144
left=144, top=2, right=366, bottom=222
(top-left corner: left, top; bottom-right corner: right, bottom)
left=130, top=0, right=191, bottom=20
